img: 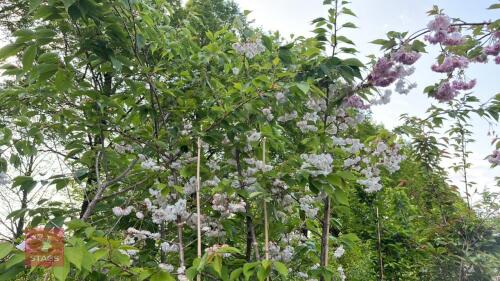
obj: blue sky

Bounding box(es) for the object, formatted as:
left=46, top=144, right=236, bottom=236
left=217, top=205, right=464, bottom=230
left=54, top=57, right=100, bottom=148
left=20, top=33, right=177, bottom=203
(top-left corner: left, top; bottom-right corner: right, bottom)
left=235, top=0, right=499, bottom=201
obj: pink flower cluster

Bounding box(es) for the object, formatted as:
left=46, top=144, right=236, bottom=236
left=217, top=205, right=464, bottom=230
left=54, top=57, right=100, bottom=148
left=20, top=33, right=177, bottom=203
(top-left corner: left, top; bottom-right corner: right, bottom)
left=392, top=49, right=421, bottom=65
left=488, top=150, right=500, bottom=165
left=434, top=78, right=476, bottom=102
left=343, top=95, right=370, bottom=109
left=484, top=32, right=500, bottom=64
left=451, top=79, right=476, bottom=90
left=367, top=57, right=401, bottom=87
left=435, top=82, right=456, bottom=102
left=424, top=15, right=465, bottom=46
left=431, top=56, right=469, bottom=73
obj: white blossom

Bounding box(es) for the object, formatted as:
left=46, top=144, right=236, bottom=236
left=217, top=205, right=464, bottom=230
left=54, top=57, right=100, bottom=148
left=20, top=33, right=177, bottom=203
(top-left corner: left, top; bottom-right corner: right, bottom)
left=262, top=107, right=274, bottom=121
left=334, top=245, right=345, bottom=258
left=159, top=263, right=174, bottom=272
left=299, top=195, right=319, bottom=218
left=247, top=130, right=261, bottom=142
left=232, top=40, right=265, bottom=59
left=161, top=242, right=179, bottom=253
left=0, top=172, right=9, bottom=185
left=300, top=153, right=333, bottom=176
left=112, top=206, right=133, bottom=216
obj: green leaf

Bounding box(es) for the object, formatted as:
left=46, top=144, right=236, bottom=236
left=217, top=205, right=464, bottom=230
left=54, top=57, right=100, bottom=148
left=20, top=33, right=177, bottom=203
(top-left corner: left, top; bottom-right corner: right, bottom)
left=273, top=261, right=288, bottom=278
left=212, top=255, right=222, bottom=276
left=341, top=7, right=357, bottom=17
left=12, top=176, right=37, bottom=193
left=488, top=3, right=500, bottom=9
left=336, top=35, right=355, bottom=45
left=65, top=246, right=83, bottom=270
left=243, top=262, right=258, bottom=281
left=278, top=46, right=293, bottom=64
left=3, top=253, right=25, bottom=269
left=55, top=70, right=72, bottom=91
left=0, top=243, right=14, bottom=259
left=342, top=58, right=364, bottom=67
left=53, top=257, right=70, bottom=281
left=256, top=266, right=267, bottom=281
left=370, top=39, right=387, bottom=45
left=333, top=187, right=349, bottom=206
left=150, top=271, right=175, bottom=281
left=0, top=43, right=24, bottom=61
left=22, top=45, right=37, bottom=70
left=295, top=82, right=310, bottom=94
left=342, top=22, right=357, bottom=28
left=229, top=268, right=243, bottom=281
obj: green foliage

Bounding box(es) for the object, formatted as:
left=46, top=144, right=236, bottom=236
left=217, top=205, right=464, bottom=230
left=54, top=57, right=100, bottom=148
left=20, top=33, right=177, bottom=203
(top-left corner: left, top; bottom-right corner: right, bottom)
left=0, top=0, right=498, bottom=280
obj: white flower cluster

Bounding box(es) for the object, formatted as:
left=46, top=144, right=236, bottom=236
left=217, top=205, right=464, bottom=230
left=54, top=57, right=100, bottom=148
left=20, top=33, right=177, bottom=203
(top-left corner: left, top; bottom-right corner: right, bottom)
left=299, top=195, right=319, bottom=219
left=294, top=95, right=327, bottom=133
left=180, top=119, right=192, bottom=136
left=247, top=130, right=261, bottom=142
left=300, top=153, right=333, bottom=176
left=232, top=40, right=265, bottom=59
left=394, top=66, right=417, bottom=95
left=126, top=227, right=160, bottom=240
left=271, top=179, right=289, bottom=194
left=177, top=266, right=188, bottom=281
left=112, top=206, right=134, bottom=216
left=334, top=245, right=345, bottom=259
left=262, top=107, right=274, bottom=121
left=338, top=265, right=347, bottom=281
left=269, top=242, right=294, bottom=262
left=151, top=199, right=188, bottom=224
left=275, top=92, right=287, bottom=103
left=277, top=110, right=298, bottom=122
left=139, top=155, right=161, bottom=171
left=212, top=193, right=246, bottom=216
left=115, top=143, right=134, bottom=154
left=159, top=263, right=174, bottom=272
left=160, top=241, right=179, bottom=253
left=201, top=221, right=226, bottom=238
left=0, top=172, right=9, bottom=185
left=370, top=90, right=392, bottom=106
left=333, top=133, right=404, bottom=193
left=136, top=211, right=144, bottom=219
left=183, top=176, right=197, bottom=195
left=170, top=151, right=196, bottom=171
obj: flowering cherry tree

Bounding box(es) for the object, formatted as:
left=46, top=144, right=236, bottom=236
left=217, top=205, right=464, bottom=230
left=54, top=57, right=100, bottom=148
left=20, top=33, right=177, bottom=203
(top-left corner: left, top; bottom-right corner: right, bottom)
left=0, top=0, right=498, bottom=280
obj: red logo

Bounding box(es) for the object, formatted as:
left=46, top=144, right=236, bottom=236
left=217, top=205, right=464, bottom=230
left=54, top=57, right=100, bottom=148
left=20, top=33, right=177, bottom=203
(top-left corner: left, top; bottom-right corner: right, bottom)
left=24, top=227, right=64, bottom=267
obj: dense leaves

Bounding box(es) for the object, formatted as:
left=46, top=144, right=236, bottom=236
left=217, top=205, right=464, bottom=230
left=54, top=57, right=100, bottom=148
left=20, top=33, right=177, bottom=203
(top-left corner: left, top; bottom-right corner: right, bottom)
left=0, top=0, right=498, bottom=281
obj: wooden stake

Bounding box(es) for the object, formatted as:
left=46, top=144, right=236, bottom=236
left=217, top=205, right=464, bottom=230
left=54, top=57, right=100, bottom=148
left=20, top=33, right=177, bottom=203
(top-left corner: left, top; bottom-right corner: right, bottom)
left=196, top=136, right=202, bottom=281
left=263, top=137, right=270, bottom=261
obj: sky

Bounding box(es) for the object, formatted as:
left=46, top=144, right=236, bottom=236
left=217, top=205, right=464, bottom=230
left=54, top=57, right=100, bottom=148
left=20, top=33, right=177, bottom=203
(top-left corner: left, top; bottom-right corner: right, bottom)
left=234, top=0, right=499, bottom=202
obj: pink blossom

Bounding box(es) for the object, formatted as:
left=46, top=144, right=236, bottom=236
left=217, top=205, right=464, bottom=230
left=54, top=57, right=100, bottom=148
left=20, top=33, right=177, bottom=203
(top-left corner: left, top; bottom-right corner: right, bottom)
left=485, top=42, right=500, bottom=56
left=343, top=95, right=370, bottom=109
left=367, top=57, right=401, bottom=87
left=434, top=82, right=457, bottom=102
left=484, top=42, right=500, bottom=56
left=431, top=56, right=469, bottom=73
left=425, top=31, right=448, bottom=44
left=451, top=79, right=476, bottom=91
left=443, top=32, right=465, bottom=46
left=427, top=15, right=451, bottom=32
left=488, top=150, right=500, bottom=165
left=392, top=49, right=421, bottom=65
left=496, top=56, right=500, bottom=64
